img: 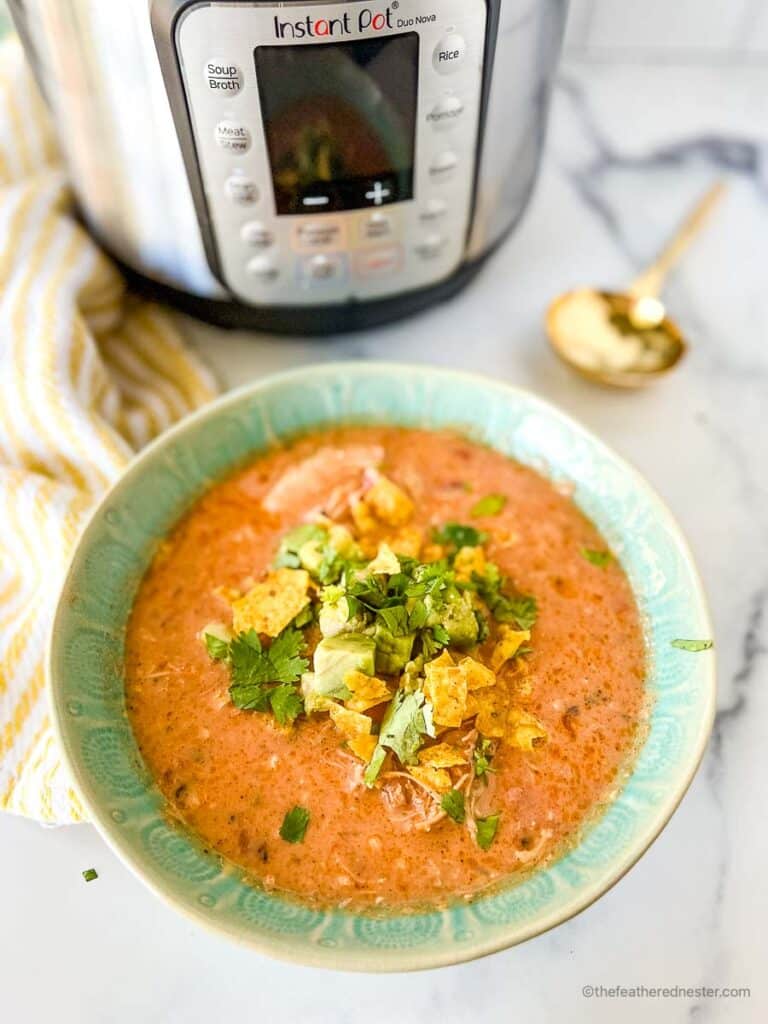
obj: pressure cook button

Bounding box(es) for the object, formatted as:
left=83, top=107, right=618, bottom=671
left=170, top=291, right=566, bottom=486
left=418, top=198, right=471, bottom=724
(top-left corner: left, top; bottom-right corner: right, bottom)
left=205, top=62, right=243, bottom=95
left=240, top=221, right=274, bottom=248
left=429, top=151, right=458, bottom=178
left=433, top=33, right=466, bottom=74
left=421, top=198, right=448, bottom=221
left=215, top=120, right=251, bottom=154
left=246, top=255, right=279, bottom=283
left=415, top=234, right=446, bottom=259
left=225, top=174, right=259, bottom=205
left=427, top=94, right=465, bottom=129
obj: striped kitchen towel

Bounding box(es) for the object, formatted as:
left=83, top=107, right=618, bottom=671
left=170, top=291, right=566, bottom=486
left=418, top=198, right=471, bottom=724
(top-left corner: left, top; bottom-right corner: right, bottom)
left=0, top=38, right=218, bottom=824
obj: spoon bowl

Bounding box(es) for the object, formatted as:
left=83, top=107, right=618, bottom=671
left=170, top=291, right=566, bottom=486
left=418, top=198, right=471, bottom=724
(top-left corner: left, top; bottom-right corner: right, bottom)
left=545, top=182, right=723, bottom=389
left=546, top=288, right=687, bottom=389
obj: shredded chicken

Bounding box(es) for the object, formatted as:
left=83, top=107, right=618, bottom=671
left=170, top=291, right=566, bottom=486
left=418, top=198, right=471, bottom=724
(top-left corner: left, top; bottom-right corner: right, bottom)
left=262, top=445, right=384, bottom=515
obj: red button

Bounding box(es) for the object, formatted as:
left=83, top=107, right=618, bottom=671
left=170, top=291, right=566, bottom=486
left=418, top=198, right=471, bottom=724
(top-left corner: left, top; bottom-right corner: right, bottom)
left=355, top=245, right=404, bottom=278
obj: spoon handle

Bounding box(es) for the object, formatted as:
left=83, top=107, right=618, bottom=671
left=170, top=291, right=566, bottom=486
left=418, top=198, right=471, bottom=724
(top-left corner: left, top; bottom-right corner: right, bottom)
left=629, top=180, right=726, bottom=299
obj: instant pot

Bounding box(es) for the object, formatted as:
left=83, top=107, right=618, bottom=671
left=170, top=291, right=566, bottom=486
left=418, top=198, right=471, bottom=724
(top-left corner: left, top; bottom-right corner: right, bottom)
left=9, top=0, right=566, bottom=333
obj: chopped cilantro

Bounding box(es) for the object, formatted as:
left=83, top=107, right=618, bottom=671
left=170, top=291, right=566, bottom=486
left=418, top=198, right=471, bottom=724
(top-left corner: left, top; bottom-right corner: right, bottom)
left=433, top=522, right=488, bottom=549
left=378, top=689, right=434, bottom=765
left=474, top=568, right=538, bottom=630
left=432, top=623, right=450, bottom=645
left=476, top=814, right=500, bottom=851
left=408, top=599, right=429, bottom=631
left=363, top=745, right=387, bottom=787
left=671, top=638, right=714, bottom=652
left=227, top=627, right=308, bottom=716
left=582, top=548, right=612, bottom=568
left=229, top=678, right=271, bottom=712
left=204, top=632, right=230, bottom=661
left=470, top=494, right=507, bottom=518
left=82, top=868, right=98, bottom=882
left=473, top=738, right=496, bottom=779
left=269, top=683, right=304, bottom=726
left=263, top=627, right=309, bottom=683
left=474, top=609, right=490, bottom=644
left=421, top=624, right=451, bottom=660
left=441, top=789, right=466, bottom=824
left=376, top=605, right=411, bottom=637
left=279, top=806, right=310, bottom=844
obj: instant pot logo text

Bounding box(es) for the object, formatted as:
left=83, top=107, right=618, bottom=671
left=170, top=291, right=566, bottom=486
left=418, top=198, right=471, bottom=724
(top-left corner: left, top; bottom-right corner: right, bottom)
left=273, top=7, right=394, bottom=38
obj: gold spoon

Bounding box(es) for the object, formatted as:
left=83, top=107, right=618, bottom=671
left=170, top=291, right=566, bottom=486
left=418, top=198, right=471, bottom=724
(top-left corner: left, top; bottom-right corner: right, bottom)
left=546, top=181, right=726, bottom=388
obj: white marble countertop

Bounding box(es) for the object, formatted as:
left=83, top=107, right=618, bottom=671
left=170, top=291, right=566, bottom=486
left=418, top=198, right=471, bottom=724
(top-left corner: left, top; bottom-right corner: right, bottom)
left=2, top=59, right=767, bottom=1023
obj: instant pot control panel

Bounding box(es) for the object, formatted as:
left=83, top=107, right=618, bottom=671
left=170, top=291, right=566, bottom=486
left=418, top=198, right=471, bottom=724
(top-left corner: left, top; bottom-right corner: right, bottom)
left=155, top=0, right=488, bottom=307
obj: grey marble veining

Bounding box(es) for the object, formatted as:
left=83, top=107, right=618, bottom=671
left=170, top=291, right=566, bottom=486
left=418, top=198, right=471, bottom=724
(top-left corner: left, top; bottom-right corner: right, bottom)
left=1, top=59, right=766, bottom=1023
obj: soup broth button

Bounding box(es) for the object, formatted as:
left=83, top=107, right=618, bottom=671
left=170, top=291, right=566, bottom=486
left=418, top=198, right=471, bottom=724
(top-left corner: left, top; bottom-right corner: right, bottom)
left=205, top=61, right=243, bottom=95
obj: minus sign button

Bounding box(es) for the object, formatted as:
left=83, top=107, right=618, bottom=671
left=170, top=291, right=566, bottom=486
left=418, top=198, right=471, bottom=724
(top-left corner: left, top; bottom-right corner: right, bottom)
left=302, top=196, right=330, bottom=207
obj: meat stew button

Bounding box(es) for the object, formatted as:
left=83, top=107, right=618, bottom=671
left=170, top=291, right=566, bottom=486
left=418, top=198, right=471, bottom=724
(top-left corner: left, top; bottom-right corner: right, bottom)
left=433, top=34, right=466, bottom=74
left=215, top=120, right=251, bottom=154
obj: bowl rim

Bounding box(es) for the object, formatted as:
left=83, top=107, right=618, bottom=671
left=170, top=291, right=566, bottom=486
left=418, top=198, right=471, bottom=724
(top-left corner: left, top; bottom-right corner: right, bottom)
left=47, top=361, right=716, bottom=971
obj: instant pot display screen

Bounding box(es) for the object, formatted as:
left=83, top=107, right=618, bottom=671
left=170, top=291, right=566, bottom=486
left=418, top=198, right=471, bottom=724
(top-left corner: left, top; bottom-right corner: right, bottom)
left=254, top=34, right=419, bottom=215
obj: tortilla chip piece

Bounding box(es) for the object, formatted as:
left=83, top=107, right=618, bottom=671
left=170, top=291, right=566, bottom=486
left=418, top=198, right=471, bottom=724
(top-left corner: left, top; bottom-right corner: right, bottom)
left=475, top=688, right=509, bottom=738
left=491, top=627, right=531, bottom=672
left=463, top=693, right=480, bottom=720
left=427, top=649, right=455, bottom=670
left=418, top=742, right=467, bottom=769
left=343, top=670, right=391, bottom=713
left=453, top=545, right=487, bottom=583
left=365, top=474, right=414, bottom=527
left=214, top=584, right=242, bottom=603
left=348, top=734, right=378, bottom=763
left=329, top=703, right=372, bottom=740
left=424, top=651, right=467, bottom=728
left=351, top=499, right=379, bottom=536
left=385, top=526, right=423, bottom=559
left=231, top=568, right=311, bottom=637
left=459, top=656, right=496, bottom=691
left=407, top=765, right=453, bottom=793
left=365, top=542, right=401, bottom=576
left=507, top=707, right=547, bottom=750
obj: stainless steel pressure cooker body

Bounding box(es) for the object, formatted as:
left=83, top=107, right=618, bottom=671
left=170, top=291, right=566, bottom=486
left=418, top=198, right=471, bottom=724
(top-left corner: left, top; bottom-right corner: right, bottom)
left=9, top=0, right=566, bottom=333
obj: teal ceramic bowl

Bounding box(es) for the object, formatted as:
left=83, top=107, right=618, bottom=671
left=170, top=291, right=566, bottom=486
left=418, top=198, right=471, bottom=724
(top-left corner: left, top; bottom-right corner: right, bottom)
left=48, top=363, right=715, bottom=971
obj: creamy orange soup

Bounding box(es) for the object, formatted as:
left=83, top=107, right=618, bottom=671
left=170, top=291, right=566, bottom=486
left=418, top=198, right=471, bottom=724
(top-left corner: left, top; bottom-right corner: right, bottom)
left=125, top=427, right=647, bottom=910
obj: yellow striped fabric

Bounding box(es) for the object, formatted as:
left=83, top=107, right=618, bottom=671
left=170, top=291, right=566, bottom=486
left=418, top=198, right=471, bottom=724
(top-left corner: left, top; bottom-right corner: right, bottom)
left=0, top=38, right=218, bottom=824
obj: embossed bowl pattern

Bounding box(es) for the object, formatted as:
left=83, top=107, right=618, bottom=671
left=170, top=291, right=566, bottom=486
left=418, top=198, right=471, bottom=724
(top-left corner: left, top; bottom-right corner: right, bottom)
left=48, top=364, right=715, bottom=971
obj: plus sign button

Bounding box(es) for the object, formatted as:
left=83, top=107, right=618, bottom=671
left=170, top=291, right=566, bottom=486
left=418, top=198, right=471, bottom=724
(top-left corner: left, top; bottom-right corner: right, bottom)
left=365, top=181, right=392, bottom=206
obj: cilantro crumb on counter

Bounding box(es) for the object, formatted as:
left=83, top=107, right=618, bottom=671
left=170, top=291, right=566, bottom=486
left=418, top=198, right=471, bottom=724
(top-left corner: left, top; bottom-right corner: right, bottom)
left=81, top=868, right=98, bottom=882
left=671, top=638, right=714, bottom=652
left=279, top=806, right=310, bottom=844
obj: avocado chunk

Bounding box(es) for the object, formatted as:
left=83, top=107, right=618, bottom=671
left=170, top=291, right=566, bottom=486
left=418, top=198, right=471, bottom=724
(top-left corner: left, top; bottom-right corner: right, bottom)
left=303, top=634, right=377, bottom=711
left=274, top=524, right=327, bottom=572
left=428, top=591, right=479, bottom=649
left=374, top=624, right=415, bottom=675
